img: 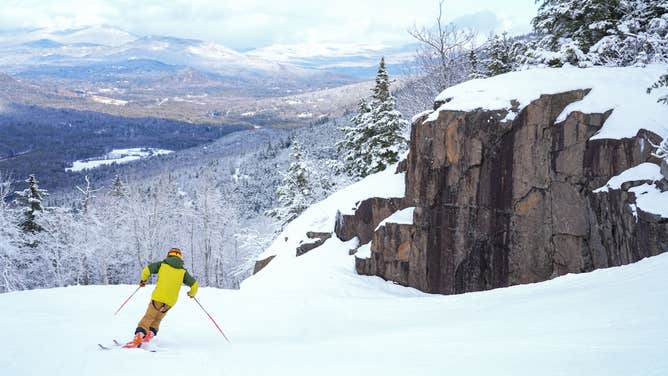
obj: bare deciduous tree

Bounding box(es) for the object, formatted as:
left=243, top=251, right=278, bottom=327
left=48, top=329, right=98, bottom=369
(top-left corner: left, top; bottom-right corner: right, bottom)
left=407, top=0, right=476, bottom=91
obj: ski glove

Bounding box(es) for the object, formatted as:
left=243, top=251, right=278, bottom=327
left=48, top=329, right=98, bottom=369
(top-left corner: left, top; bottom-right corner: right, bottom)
left=139, top=280, right=147, bottom=287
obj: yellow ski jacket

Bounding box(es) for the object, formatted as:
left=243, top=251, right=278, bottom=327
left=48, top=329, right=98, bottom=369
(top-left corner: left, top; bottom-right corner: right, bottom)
left=141, top=256, right=198, bottom=307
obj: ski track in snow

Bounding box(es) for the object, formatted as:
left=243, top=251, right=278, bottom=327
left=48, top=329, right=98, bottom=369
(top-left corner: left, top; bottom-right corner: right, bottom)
left=1, top=242, right=667, bottom=376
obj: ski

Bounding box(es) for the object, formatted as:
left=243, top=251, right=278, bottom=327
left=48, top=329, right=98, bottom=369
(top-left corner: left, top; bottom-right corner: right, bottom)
left=98, top=339, right=159, bottom=352
left=98, top=340, right=122, bottom=350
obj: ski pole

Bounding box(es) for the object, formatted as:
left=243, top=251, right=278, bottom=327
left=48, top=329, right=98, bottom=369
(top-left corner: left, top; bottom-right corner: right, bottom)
left=193, top=296, right=231, bottom=342
left=114, top=286, right=141, bottom=316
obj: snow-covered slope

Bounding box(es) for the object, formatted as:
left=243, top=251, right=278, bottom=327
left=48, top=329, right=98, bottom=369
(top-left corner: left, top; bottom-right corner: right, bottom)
left=255, top=163, right=405, bottom=261
left=0, top=243, right=667, bottom=375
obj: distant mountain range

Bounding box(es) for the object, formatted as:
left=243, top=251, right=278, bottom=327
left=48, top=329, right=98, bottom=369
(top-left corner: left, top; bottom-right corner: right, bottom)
left=0, top=25, right=415, bottom=81
left=0, top=25, right=415, bottom=126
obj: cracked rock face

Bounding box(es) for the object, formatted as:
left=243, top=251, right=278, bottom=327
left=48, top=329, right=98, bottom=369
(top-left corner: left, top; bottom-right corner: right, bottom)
left=354, top=90, right=668, bottom=295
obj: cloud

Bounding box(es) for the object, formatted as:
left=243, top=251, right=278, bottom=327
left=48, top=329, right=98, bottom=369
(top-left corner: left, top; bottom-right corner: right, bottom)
left=0, top=0, right=538, bottom=49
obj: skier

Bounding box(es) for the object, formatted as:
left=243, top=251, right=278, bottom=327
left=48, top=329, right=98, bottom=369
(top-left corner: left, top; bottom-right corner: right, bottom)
left=124, top=247, right=199, bottom=348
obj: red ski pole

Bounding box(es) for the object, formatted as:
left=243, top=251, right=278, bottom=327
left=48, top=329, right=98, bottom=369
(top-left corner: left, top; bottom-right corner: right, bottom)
left=193, top=297, right=231, bottom=342
left=114, top=286, right=141, bottom=316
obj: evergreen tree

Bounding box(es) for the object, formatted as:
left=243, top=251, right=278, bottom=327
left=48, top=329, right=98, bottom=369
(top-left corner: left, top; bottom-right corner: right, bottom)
left=267, top=139, right=312, bottom=228
left=337, top=98, right=372, bottom=177
left=483, top=32, right=514, bottom=76
left=110, top=174, right=127, bottom=198
left=533, top=0, right=622, bottom=52
left=337, top=57, right=408, bottom=178
left=468, top=49, right=487, bottom=79
left=367, top=62, right=409, bottom=174
left=530, top=0, right=667, bottom=66
left=15, top=175, right=47, bottom=233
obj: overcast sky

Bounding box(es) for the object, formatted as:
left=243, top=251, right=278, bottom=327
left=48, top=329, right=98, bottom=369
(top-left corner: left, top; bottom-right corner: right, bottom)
left=0, top=0, right=538, bottom=50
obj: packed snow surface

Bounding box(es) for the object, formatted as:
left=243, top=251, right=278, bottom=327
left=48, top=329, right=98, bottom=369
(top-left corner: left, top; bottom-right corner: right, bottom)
left=430, top=64, right=668, bottom=140
left=66, top=148, right=173, bottom=172
left=1, top=240, right=667, bottom=375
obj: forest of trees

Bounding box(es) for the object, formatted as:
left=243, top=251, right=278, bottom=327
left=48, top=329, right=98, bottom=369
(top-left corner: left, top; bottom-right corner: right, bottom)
left=0, top=118, right=352, bottom=293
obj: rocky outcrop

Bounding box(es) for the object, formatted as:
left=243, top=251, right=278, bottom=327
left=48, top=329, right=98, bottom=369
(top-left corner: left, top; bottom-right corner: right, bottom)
left=296, top=232, right=332, bottom=256
left=335, top=197, right=406, bottom=245
left=253, top=255, right=275, bottom=275
left=253, top=231, right=333, bottom=274
left=353, top=90, right=668, bottom=295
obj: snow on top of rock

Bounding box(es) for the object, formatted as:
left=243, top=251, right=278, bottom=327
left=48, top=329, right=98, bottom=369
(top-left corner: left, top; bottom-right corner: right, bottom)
left=592, top=162, right=668, bottom=218
left=411, top=110, right=433, bottom=124
left=375, top=207, right=415, bottom=231
left=629, top=183, right=668, bottom=218
left=593, top=163, right=664, bottom=193
left=356, top=242, right=372, bottom=259
left=255, top=165, right=405, bottom=262
left=430, top=64, right=668, bottom=141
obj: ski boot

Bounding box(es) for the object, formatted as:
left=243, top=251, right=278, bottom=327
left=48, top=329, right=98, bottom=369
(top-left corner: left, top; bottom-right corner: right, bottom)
left=123, top=332, right=144, bottom=348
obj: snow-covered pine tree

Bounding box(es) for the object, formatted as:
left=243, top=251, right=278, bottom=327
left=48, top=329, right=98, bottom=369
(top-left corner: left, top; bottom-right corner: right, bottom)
left=338, top=58, right=408, bottom=178
left=337, top=98, right=372, bottom=177
left=15, top=175, right=47, bottom=233
left=110, top=174, right=127, bottom=197
left=468, top=49, right=487, bottom=79
left=530, top=0, right=668, bottom=66
left=589, top=0, right=668, bottom=65
left=533, top=0, right=622, bottom=53
left=483, top=32, right=514, bottom=76
left=267, top=139, right=312, bottom=229
left=367, top=58, right=409, bottom=174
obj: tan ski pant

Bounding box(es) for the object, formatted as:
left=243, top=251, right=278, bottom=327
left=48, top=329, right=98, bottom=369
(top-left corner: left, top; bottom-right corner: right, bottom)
left=137, top=300, right=171, bottom=335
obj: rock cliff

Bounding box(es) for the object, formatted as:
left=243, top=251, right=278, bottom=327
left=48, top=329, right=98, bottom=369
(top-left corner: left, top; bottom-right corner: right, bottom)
left=351, top=89, right=668, bottom=294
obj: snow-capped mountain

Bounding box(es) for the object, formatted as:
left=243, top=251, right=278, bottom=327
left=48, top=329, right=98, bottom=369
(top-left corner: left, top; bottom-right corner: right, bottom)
left=0, top=26, right=359, bottom=89
left=0, top=26, right=415, bottom=80
left=247, top=42, right=418, bottom=77
left=0, top=25, right=137, bottom=48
